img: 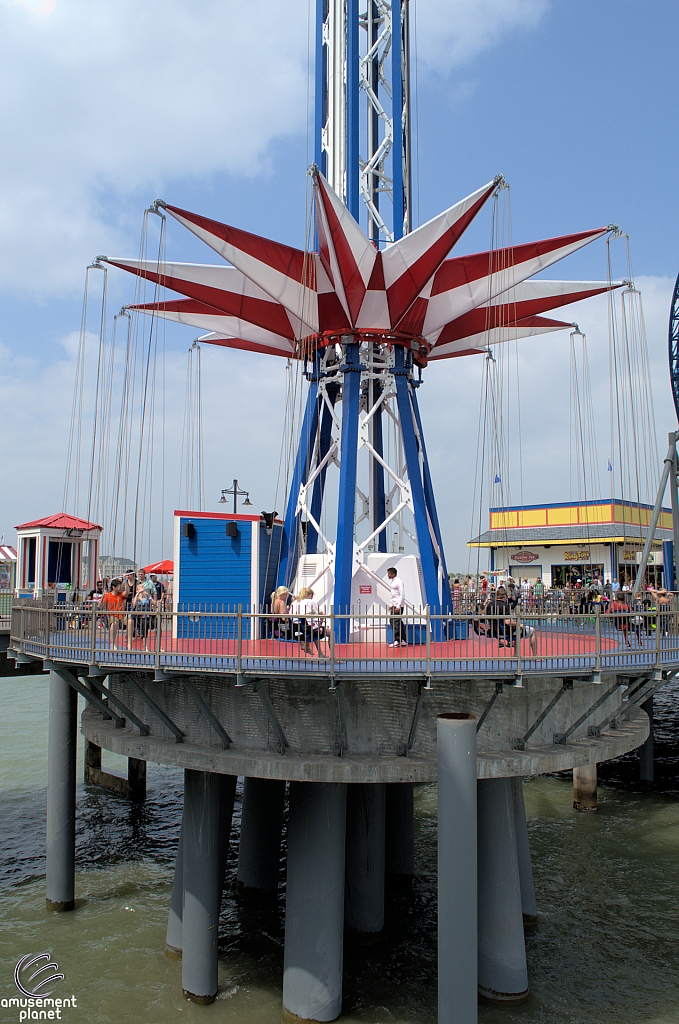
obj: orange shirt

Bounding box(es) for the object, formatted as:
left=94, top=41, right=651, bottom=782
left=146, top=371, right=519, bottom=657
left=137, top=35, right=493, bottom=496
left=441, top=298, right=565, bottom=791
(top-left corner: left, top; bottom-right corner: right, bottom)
left=101, top=592, right=125, bottom=613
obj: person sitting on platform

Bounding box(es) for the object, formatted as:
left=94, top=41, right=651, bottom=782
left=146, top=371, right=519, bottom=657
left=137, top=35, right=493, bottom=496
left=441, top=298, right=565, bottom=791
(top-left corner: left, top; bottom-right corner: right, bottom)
left=100, top=577, right=126, bottom=649
left=485, top=584, right=509, bottom=646
left=291, top=587, right=324, bottom=656
left=271, top=585, right=293, bottom=639
left=386, top=567, right=406, bottom=647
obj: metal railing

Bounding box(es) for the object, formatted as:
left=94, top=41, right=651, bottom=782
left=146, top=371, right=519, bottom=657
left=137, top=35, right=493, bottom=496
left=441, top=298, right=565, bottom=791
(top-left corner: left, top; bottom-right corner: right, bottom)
left=10, top=600, right=679, bottom=679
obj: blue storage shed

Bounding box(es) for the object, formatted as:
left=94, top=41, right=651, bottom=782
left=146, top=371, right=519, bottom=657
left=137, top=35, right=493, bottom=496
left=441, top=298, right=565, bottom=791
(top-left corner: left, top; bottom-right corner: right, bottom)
left=172, top=510, right=283, bottom=639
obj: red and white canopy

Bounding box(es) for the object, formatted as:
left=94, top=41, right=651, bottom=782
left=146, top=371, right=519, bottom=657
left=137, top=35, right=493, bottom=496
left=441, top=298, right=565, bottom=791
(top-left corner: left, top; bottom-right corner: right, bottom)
left=103, top=172, right=621, bottom=363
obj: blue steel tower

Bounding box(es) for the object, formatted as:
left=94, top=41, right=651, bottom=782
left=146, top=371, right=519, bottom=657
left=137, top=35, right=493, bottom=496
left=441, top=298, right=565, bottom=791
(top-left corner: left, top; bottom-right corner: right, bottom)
left=315, top=0, right=411, bottom=240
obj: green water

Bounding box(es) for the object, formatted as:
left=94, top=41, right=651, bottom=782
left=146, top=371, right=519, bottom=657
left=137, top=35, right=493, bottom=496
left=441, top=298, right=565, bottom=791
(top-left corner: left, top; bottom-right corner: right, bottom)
left=1, top=676, right=679, bottom=1023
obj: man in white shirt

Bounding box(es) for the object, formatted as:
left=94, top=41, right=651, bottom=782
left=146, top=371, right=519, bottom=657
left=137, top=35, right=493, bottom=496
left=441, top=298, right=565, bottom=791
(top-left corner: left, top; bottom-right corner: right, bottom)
left=386, top=566, right=406, bottom=647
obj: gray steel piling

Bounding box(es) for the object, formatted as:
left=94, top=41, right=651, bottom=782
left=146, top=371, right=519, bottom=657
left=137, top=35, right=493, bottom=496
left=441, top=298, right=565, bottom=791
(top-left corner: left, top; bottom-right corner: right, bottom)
left=510, top=778, right=537, bottom=928
left=283, top=782, right=347, bottom=1023
left=477, top=778, right=528, bottom=1004
left=166, top=804, right=185, bottom=956
left=46, top=670, right=77, bottom=912
left=640, top=696, right=654, bottom=783
left=236, top=776, right=286, bottom=901
left=345, top=782, right=386, bottom=935
left=437, top=713, right=478, bottom=1024
left=385, top=782, right=414, bottom=884
left=181, top=769, right=235, bottom=1003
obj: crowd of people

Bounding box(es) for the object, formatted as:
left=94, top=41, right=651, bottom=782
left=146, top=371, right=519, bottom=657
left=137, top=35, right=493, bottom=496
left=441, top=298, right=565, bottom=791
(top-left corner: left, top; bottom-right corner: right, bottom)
left=85, top=570, right=170, bottom=650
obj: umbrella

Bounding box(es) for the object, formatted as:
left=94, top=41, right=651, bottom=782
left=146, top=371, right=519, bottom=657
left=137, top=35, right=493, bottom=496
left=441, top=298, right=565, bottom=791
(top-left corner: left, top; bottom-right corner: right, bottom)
left=143, top=559, right=174, bottom=574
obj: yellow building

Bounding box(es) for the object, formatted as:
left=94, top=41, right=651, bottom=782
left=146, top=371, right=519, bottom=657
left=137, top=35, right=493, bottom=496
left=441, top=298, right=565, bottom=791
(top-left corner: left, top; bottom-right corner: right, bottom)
left=468, top=499, right=671, bottom=587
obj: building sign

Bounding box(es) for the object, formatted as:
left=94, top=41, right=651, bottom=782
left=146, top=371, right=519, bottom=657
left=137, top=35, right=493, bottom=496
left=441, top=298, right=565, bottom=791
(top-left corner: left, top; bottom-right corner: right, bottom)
left=359, top=585, right=372, bottom=594
left=564, top=550, right=590, bottom=561
left=510, top=551, right=539, bottom=564
left=621, top=550, right=638, bottom=562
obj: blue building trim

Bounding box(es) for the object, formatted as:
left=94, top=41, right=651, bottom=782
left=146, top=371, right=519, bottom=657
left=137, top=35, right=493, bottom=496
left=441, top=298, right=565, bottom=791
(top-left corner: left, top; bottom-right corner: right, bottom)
left=489, top=498, right=672, bottom=514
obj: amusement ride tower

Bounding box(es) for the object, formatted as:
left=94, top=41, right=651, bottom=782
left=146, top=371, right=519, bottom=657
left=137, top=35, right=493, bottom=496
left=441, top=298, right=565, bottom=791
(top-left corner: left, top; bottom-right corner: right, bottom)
left=103, top=0, right=620, bottom=624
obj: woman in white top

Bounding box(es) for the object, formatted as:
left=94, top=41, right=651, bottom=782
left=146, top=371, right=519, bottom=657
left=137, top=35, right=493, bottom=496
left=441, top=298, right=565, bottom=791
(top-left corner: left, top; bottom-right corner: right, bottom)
left=292, top=587, right=323, bottom=656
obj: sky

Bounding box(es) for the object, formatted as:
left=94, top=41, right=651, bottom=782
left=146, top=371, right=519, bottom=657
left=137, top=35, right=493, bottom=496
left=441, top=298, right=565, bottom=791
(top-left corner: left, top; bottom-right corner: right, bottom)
left=0, top=0, right=678, bottom=570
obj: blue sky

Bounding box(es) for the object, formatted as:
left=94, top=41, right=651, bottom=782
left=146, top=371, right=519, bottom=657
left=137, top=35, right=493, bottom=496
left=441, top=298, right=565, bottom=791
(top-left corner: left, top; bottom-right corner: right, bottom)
left=0, top=0, right=677, bottom=566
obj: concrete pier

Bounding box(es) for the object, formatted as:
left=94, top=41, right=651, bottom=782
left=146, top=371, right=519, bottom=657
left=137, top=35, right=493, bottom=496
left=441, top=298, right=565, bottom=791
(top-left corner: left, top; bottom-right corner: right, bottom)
left=437, top=714, right=478, bottom=1024
left=283, top=782, right=347, bottom=1023
left=385, top=782, right=415, bottom=885
left=84, top=740, right=146, bottom=801
left=573, top=764, right=598, bottom=811
left=511, top=778, right=537, bottom=928
left=46, top=670, right=77, bottom=911
left=182, top=769, right=236, bottom=1003
left=237, top=777, right=286, bottom=901
left=640, top=696, right=654, bottom=783
left=477, top=778, right=528, bottom=1004
left=345, top=783, right=386, bottom=936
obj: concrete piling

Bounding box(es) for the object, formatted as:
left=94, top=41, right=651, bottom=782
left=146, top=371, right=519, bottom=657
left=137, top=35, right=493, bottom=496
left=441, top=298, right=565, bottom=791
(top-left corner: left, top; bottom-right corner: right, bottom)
left=237, top=777, right=286, bottom=901
left=46, top=670, right=77, bottom=912
left=640, top=696, right=654, bottom=784
left=510, top=778, right=537, bottom=928
left=128, top=758, right=147, bottom=801
left=385, top=782, right=415, bottom=885
left=573, top=764, right=598, bottom=811
left=437, top=713, right=478, bottom=1024
left=181, top=769, right=236, bottom=1004
left=477, top=778, right=529, bottom=1005
left=345, top=783, right=386, bottom=936
left=283, top=782, right=347, bottom=1023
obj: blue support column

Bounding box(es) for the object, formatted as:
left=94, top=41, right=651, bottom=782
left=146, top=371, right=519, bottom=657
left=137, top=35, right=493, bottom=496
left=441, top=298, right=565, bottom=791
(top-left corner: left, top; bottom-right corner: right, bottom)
left=391, top=0, right=404, bottom=240
left=307, top=383, right=339, bottom=556
left=411, top=385, right=452, bottom=611
left=393, top=347, right=440, bottom=611
left=314, top=0, right=326, bottom=176
left=346, top=0, right=360, bottom=218
left=663, top=540, right=675, bottom=591
left=278, top=380, right=320, bottom=588
left=334, top=342, right=362, bottom=634
left=372, top=370, right=387, bottom=553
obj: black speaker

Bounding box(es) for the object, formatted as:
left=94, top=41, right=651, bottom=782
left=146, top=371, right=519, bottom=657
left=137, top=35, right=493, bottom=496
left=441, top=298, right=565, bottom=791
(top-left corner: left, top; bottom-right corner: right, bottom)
left=182, top=522, right=195, bottom=538
left=260, top=511, right=278, bottom=531
left=226, top=521, right=239, bottom=538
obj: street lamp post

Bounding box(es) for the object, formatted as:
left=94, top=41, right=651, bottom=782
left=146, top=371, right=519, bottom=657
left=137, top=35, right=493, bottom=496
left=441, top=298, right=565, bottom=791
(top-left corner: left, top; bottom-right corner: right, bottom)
left=219, top=480, right=253, bottom=514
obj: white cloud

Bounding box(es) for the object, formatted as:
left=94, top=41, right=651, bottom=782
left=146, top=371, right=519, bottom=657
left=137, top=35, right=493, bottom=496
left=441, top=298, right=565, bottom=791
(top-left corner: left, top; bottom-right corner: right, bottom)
left=0, top=0, right=551, bottom=298
left=0, top=0, right=310, bottom=295
left=414, top=0, right=549, bottom=74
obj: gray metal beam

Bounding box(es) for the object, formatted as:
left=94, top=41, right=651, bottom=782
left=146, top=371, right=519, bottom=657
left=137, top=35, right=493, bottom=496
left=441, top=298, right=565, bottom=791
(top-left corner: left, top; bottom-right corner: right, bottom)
left=183, top=679, right=232, bottom=749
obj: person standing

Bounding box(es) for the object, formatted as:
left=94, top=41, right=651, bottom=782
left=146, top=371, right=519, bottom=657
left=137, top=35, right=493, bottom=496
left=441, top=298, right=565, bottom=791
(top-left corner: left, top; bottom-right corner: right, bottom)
left=386, top=566, right=406, bottom=647
left=100, top=577, right=126, bottom=649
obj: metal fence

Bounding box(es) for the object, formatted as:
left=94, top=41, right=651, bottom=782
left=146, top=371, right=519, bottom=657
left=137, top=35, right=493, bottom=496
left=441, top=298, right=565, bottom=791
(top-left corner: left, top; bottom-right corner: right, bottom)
left=0, top=592, right=12, bottom=629
left=10, top=600, right=679, bottom=680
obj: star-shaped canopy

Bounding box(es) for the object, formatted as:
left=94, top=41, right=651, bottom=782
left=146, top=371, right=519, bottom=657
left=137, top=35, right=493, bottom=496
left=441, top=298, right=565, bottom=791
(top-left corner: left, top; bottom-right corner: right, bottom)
left=103, top=170, right=621, bottom=365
